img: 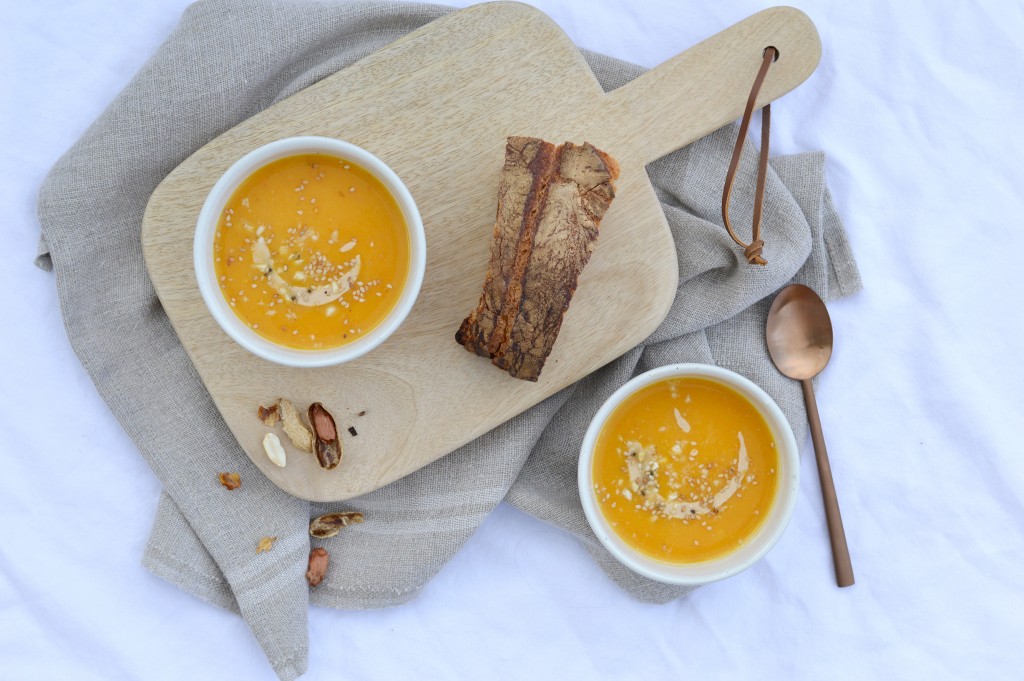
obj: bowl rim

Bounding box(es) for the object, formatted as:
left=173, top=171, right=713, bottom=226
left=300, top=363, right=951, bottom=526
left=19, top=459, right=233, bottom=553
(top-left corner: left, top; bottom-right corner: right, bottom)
left=577, top=363, right=800, bottom=586
left=192, top=135, right=426, bottom=368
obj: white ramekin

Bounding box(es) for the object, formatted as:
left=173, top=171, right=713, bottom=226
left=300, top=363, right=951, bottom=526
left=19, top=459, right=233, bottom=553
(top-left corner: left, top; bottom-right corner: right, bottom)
left=193, top=136, right=426, bottom=368
left=578, top=363, right=799, bottom=586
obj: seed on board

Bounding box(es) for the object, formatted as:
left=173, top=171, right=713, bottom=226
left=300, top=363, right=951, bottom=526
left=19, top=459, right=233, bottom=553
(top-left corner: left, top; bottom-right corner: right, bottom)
left=262, top=432, right=287, bottom=467
left=257, top=402, right=280, bottom=426
left=308, top=402, right=342, bottom=470
left=279, top=398, right=313, bottom=453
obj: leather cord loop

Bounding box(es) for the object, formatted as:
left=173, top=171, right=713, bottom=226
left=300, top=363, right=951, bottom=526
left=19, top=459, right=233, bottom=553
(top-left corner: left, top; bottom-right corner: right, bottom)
left=722, top=46, right=777, bottom=266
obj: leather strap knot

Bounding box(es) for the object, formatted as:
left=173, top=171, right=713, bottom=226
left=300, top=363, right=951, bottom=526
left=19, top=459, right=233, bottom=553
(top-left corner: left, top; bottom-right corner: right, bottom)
left=722, top=46, right=777, bottom=267
left=743, top=239, right=766, bottom=265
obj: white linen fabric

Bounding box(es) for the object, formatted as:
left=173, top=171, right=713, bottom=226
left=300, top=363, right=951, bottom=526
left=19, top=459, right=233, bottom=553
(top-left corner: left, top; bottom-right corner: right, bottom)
left=31, top=2, right=860, bottom=676
left=3, top=1, right=1022, bottom=681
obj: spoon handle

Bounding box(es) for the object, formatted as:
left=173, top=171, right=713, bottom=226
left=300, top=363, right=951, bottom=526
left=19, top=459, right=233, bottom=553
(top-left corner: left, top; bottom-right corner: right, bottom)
left=801, top=379, right=855, bottom=587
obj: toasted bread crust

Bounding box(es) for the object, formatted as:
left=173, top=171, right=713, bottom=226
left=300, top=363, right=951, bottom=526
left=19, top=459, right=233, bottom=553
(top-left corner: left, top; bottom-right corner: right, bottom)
left=457, top=137, right=618, bottom=381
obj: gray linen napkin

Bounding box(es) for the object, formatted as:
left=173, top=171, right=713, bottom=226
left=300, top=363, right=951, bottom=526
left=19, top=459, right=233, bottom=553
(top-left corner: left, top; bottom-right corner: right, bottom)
left=36, top=1, right=862, bottom=678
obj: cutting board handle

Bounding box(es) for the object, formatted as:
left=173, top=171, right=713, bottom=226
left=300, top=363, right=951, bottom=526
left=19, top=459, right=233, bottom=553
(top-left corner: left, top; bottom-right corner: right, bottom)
left=601, top=7, right=821, bottom=164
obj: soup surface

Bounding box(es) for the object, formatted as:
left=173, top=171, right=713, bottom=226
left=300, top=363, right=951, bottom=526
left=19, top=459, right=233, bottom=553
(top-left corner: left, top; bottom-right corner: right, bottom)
left=592, top=377, right=778, bottom=563
left=213, top=153, right=409, bottom=349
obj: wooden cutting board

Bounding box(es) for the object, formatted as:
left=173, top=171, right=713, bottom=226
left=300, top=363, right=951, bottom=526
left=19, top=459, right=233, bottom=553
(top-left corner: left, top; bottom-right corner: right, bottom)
left=142, top=3, right=820, bottom=501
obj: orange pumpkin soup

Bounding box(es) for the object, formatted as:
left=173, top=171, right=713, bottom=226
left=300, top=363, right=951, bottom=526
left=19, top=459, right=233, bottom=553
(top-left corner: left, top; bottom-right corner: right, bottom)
left=592, top=377, right=778, bottom=563
left=213, top=153, right=409, bottom=349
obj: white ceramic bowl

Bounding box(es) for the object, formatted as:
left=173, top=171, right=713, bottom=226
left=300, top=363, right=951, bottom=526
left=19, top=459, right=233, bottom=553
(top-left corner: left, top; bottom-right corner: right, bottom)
left=193, top=136, right=426, bottom=367
left=578, top=363, right=799, bottom=585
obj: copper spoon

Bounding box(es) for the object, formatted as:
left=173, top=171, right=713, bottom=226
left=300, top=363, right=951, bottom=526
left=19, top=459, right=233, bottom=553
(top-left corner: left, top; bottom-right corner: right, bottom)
left=766, top=284, right=854, bottom=587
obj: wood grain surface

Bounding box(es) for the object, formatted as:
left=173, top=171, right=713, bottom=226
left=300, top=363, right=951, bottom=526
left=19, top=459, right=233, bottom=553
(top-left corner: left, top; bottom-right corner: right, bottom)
left=141, top=2, right=820, bottom=501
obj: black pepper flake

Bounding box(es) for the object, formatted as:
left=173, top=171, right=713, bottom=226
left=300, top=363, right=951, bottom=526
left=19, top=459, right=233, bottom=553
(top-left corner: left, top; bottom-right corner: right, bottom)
left=347, top=426, right=358, bottom=437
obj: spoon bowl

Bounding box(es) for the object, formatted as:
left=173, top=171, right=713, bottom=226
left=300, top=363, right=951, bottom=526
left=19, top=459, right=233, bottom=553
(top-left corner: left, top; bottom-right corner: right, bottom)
left=766, top=284, right=833, bottom=380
